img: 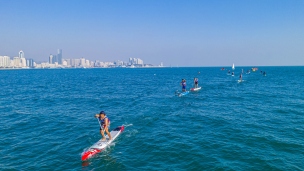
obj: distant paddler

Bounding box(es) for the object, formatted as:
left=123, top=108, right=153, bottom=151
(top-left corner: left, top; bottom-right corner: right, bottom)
left=180, top=79, right=187, bottom=92
left=193, top=77, right=199, bottom=88
left=95, top=111, right=112, bottom=141
left=239, top=73, right=243, bottom=81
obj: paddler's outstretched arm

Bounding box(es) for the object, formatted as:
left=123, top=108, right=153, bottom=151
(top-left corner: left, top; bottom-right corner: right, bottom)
left=95, top=114, right=100, bottom=118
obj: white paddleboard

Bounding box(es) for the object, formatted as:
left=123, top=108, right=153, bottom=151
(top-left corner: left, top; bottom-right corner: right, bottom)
left=81, top=126, right=124, bottom=161
left=177, top=91, right=189, bottom=97
left=190, top=87, right=202, bottom=91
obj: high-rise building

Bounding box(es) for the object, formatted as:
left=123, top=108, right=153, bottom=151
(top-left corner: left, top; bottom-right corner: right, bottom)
left=94, top=60, right=100, bottom=67
left=0, top=56, right=11, bottom=67
left=26, top=59, right=30, bottom=67
left=19, top=50, right=24, bottom=58
left=20, top=57, right=26, bottom=67
left=114, top=60, right=123, bottom=66
left=10, top=59, right=14, bottom=67
left=137, top=58, right=143, bottom=65
left=75, top=59, right=80, bottom=66
left=85, top=60, right=90, bottom=67
left=57, top=49, right=62, bottom=64
left=26, top=59, right=34, bottom=67
left=129, top=58, right=133, bottom=65
left=62, top=60, right=67, bottom=66
left=71, top=59, right=75, bottom=66
left=49, top=54, right=53, bottom=64
left=80, top=58, right=85, bottom=66
left=0, top=56, right=4, bottom=67
left=52, top=55, right=57, bottom=64
left=13, top=57, right=21, bottom=67
left=63, top=59, right=71, bottom=66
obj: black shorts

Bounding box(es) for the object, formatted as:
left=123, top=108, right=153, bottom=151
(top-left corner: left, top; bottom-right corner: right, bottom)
left=100, top=125, right=110, bottom=130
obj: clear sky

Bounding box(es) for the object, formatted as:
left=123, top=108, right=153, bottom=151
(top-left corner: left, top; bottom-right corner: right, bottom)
left=0, top=0, right=303, bottom=66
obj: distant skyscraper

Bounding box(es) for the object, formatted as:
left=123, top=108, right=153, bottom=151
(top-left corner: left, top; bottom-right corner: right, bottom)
left=26, top=59, right=34, bottom=67
left=137, top=58, right=143, bottom=65
left=74, top=59, right=80, bottom=66
left=19, top=50, right=24, bottom=59
left=52, top=55, right=58, bottom=64
left=64, top=59, right=71, bottom=66
left=80, top=58, right=85, bottom=66
left=57, top=49, right=62, bottom=64
left=85, top=60, right=90, bottom=67
left=0, top=56, right=11, bottom=67
left=49, top=54, right=53, bottom=64
left=71, top=59, right=75, bottom=66
left=20, top=57, right=26, bottom=67
left=13, top=57, right=21, bottom=67
left=62, top=60, right=67, bottom=66
left=94, top=60, right=100, bottom=67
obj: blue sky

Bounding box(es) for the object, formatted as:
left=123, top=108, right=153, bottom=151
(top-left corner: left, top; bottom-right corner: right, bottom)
left=0, top=0, right=303, bottom=66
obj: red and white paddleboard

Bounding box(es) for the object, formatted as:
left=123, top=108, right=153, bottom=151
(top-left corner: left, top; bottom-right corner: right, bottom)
left=81, top=126, right=124, bottom=161
left=190, top=87, right=202, bottom=91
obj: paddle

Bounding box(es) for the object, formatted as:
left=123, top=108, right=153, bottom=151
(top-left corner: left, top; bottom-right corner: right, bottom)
left=96, top=117, right=102, bottom=130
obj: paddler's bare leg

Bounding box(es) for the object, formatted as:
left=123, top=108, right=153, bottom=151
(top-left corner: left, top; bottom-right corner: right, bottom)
left=105, top=127, right=112, bottom=140
left=100, top=129, right=106, bottom=141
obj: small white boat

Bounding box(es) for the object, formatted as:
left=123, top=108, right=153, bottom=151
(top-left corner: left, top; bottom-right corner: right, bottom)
left=232, top=63, right=235, bottom=70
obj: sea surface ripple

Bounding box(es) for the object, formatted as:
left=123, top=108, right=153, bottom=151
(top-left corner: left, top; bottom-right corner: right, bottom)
left=0, top=67, right=303, bottom=171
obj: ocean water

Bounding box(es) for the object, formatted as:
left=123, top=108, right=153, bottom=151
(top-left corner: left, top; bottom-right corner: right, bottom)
left=0, top=67, right=303, bottom=171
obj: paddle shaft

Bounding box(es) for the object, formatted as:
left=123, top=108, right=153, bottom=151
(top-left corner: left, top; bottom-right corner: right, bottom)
left=96, top=118, right=102, bottom=129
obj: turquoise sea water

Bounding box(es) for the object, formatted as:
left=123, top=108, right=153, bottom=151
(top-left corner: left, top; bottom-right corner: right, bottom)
left=0, top=67, right=303, bottom=171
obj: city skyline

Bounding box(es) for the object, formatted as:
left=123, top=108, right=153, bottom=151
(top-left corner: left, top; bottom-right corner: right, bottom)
left=0, top=1, right=303, bottom=66
left=0, top=49, right=158, bottom=69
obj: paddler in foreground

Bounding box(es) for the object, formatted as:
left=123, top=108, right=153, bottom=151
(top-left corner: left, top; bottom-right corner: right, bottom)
left=95, top=111, right=112, bottom=141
